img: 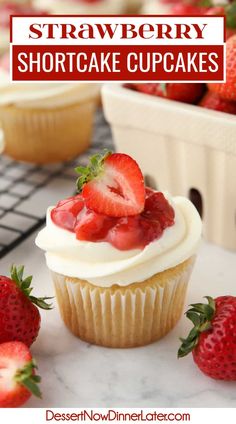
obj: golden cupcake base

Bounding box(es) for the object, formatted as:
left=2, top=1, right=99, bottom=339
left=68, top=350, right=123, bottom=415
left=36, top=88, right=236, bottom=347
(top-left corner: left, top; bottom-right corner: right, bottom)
left=52, top=257, right=194, bottom=348
left=0, top=97, right=98, bottom=164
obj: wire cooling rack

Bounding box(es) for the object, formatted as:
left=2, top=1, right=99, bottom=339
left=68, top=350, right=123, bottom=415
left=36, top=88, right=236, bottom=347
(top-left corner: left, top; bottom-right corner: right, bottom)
left=0, top=109, right=113, bottom=259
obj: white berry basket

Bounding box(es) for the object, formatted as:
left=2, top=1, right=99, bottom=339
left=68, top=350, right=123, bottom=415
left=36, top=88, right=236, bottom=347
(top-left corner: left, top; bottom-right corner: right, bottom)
left=102, top=83, right=236, bottom=251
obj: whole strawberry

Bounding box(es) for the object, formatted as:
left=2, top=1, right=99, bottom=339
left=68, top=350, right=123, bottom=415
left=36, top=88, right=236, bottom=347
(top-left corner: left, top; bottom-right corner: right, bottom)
left=171, top=3, right=208, bottom=15
left=0, top=265, right=52, bottom=347
left=208, top=35, right=236, bottom=101
left=0, top=341, right=41, bottom=407
left=206, top=3, right=236, bottom=39
left=178, top=296, right=236, bottom=380
left=199, top=91, right=236, bottom=115
left=157, top=83, right=205, bottom=104
left=131, top=83, right=205, bottom=105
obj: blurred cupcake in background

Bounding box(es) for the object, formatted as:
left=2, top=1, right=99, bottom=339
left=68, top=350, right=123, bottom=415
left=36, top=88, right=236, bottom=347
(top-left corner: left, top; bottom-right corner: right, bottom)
left=0, top=3, right=47, bottom=55
left=34, top=0, right=126, bottom=15
left=142, top=0, right=180, bottom=14
left=0, top=0, right=31, bottom=4
left=126, top=0, right=143, bottom=14
left=0, top=54, right=100, bottom=164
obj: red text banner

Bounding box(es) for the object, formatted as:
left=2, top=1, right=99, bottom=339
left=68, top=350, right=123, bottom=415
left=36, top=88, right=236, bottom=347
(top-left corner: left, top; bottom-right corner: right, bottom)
left=10, top=15, right=226, bottom=82
left=12, top=45, right=224, bottom=82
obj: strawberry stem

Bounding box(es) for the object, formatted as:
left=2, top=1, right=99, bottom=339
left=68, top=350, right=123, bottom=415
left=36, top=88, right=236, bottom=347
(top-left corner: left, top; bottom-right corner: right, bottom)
left=199, top=0, right=212, bottom=7
left=159, top=83, right=167, bottom=95
left=226, top=1, right=236, bottom=29
left=75, top=149, right=112, bottom=192
left=178, top=296, right=215, bottom=358
left=15, top=360, right=42, bottom=399
left=10, top=265, right=53, bottom=310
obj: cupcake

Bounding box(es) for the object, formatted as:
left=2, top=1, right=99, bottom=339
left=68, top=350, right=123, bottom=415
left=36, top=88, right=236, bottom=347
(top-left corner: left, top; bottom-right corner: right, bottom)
left=34, top=0, right=126, bottom=15
left=0, top=55, right=100, bottom=164
left=36, top=151, right=202, bottom=348
left=0, top=3, right=44, bottom=55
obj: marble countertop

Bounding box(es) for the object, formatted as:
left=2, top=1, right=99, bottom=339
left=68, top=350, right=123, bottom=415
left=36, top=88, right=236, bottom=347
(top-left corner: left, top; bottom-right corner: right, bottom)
left=1, top=232, right=236, bottom=408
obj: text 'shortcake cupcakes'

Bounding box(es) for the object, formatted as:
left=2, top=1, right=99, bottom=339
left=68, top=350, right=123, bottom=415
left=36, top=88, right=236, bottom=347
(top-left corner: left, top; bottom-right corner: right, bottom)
left=0, top=55, right=100, bottom=164
left=34, top=0, right=126, bottom=15
left=36, top=151, right=202, bottom=348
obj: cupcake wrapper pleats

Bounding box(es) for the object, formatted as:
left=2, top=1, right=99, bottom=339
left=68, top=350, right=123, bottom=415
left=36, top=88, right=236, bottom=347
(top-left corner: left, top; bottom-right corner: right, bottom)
left=0, top=97, right=98, bottom=164
left=52, top=257, right=195, bottom=348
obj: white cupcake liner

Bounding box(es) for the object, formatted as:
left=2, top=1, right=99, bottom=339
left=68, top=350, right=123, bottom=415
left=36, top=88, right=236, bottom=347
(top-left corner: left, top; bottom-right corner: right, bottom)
left=52, top=257, right=195, bottom=348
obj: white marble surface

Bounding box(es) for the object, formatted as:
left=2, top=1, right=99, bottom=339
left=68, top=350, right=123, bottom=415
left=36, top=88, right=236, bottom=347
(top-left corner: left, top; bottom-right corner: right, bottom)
left=1, top=234, right=236, bottom=408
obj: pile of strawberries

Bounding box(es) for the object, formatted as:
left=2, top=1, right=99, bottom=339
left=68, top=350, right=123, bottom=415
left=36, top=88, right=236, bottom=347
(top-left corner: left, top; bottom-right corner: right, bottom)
left=171, top=0, right=236, bottom=39
left=128, top=32, right=236, bottom=115
left=0, top=266, right=52, bottom=407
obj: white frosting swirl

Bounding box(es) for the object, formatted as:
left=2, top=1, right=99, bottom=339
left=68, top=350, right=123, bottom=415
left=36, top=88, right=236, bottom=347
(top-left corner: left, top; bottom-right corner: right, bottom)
left=35, top=0, right=125, bottom=14
left=35, top=195, right=202, bottom=287
left=0, top=67, right=100, bottom=109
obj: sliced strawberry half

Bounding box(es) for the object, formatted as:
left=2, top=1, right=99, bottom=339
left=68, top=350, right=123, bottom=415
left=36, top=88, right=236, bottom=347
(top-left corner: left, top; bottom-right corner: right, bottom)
left=0, top=341, right=41, bottom=408
left=75, top=151, right=145, bottom=217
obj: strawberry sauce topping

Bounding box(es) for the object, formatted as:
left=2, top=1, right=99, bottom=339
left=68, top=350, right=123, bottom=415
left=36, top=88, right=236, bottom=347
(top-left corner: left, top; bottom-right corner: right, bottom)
left=51, top=188, right=175, bottom=251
